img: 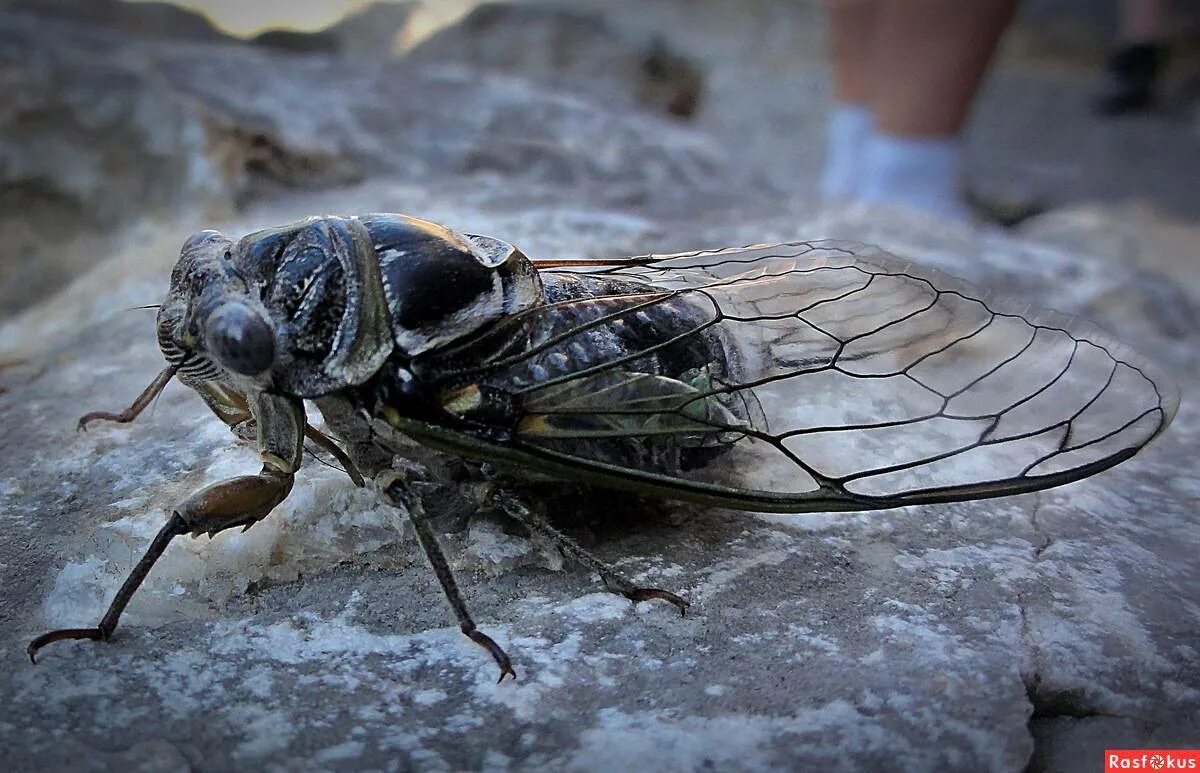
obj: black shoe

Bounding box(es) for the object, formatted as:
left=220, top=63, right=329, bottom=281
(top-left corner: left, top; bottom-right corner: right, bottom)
left=1095, top=42, right=1165, bottom=116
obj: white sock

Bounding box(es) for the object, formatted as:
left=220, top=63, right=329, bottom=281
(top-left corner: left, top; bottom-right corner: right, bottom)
left=859, top=133, right=971, bottom=223
left=819, top=103, right=874, bottom=203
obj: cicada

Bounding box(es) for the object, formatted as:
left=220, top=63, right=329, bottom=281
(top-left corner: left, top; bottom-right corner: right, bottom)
left=28, top=214, right=1178, bottom=679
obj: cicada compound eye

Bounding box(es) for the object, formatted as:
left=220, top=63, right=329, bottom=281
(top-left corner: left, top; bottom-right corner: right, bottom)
left=204, top=302, right=275, bottom=376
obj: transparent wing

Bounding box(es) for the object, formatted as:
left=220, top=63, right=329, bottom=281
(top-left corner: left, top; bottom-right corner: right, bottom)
left=405, top=241, right=1178, bottom=512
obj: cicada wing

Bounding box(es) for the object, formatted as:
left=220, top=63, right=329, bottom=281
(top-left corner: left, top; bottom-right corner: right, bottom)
left=438, top=241, right=1177, bottom=511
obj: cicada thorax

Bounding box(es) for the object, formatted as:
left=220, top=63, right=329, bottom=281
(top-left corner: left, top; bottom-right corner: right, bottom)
left=373, top=266, right=763, bottom=475
left=226, top=214, right=543, bottom=397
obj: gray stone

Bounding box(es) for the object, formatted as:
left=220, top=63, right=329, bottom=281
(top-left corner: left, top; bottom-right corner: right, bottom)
left=404, top=3, right=704, bottom=118
left=0, top=8, right=727, bottom=321
left=1, top=1, right=1197, bottom=769
left=0, top=0, right=228, bottom=42
left=251, top=2, right=420, bottom=57
left=328, top=1, right=423, bottom=58
left=1, top=181, right=1196, bottom=770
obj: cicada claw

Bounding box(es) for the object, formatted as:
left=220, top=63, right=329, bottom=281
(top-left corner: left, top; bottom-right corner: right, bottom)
left=27, top=627, right=107, bottom=664
left=621, top=587, right=690, bottom=617
left=464, top=627, right=517, bottom=683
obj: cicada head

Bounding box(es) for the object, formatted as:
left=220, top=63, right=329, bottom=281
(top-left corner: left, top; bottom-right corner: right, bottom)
left=158, top=215, right=544, bottom=398
left=157, top=229, right=278, bottom=387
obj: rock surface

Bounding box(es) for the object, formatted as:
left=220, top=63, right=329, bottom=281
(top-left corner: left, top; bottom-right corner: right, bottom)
left=1, top=2, right=1197, bottom=772
left=0, top=12, right=229, bottom=320
left=404, top=3, right=704, bottom=118
left=0, top=5, right=724, bottom=321
left=0, top=0, right=228, bottom=41
left=252, top=2, right=421, bottom=58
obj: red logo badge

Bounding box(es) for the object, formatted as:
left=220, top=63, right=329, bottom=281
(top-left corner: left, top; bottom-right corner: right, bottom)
left=1106, top=751, right=1200, bottom=771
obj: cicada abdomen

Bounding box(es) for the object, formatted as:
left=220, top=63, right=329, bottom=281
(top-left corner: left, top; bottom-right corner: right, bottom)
left=396, top=268, right=765, bottom=475
left=464, top=241, right=1176, bottom=511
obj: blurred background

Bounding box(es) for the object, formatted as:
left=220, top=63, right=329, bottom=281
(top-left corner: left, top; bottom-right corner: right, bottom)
left=1, top=0, right=1198, bottom=326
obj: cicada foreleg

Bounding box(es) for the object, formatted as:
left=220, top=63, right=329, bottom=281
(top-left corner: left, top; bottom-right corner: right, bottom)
left=75, top=368, right=251, bottom=437
left=28, top=393, right=304, bottom=664
left=492, top=493, right=689, bottom=617
left=77, top=365, right=178, bottom=431
left=188, top=380, right=364, bottom=487
left=378, top=474, right=516, bottom=683
left=187, top=378, right=256, bottom=440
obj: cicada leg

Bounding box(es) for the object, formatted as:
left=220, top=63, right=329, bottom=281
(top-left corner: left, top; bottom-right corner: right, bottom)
left=29, top=394, right=305, bottom=663
left=76, top=368, right=248, bottom=437
left=86, top=372, right=365, bottom=487
left=27, top=512, right=189, bottom=660
left=189, top=380, right=364, bottom=487
left=77, top=365, right=178, bottom=431
left=493, top=493, right=689, bottom=617
left=302, top=424, right=365, bottom=487
left=378, top=475, right=516, bottom=683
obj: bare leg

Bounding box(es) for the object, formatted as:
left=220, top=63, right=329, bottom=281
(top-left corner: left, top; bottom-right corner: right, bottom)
left=494, top=494, right=688, bottom=616
left=829, top=0, right=879, bottom=105
left=1119, top=0, right=1165, bottom=44
left=848, top=0, right=1016, bottom=220
left=822, top=1, right=879, bottom=201
left=869, top=0, right=1017, bottom=138
left=379, top=476, right=515, bottom=682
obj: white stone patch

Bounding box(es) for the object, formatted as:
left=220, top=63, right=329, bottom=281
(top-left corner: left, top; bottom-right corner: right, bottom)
left=466, top=604, right=637, bottom=722
left=0, top=479, right=22, bottom=501
left=871, top=606, right=983, bottom=663
left=1169, top=468, right=1200, bottom=499
left=240, top=665, right=276, bottom=700
left=109, top=496, right=148, bottom=510
left=687, top=529, right=801, bottom=603
left=313, top=740, right=365, bottom=763
left=556, top=592, right=633, bottom=623
left=1163, top=677, right=1200, bottom=706
left=229, top=704, right=297, bottom=760
left=562, top=703, right=910, bottom=772
left=20, top=594, right=524, bottom=764
left=40, top=555, right=117, bottom=628
left=761, top=509, right=889, bottom=534
left=649, top=562, right=686, bottom=578
left=784, top=624, right=841, bottom=655
left=481, top=750, right=513, bottom=772
left=466, top=517, right=535, bottom=569
left=209, top=604, right=461, bottom=670
left=473, top=632, right=585, bottom=721
left=892, top=538, right=1038, bottom=593
left=412, top=688, right=448, bottom=706
left=1029, top=553, right=1175, bottom=710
